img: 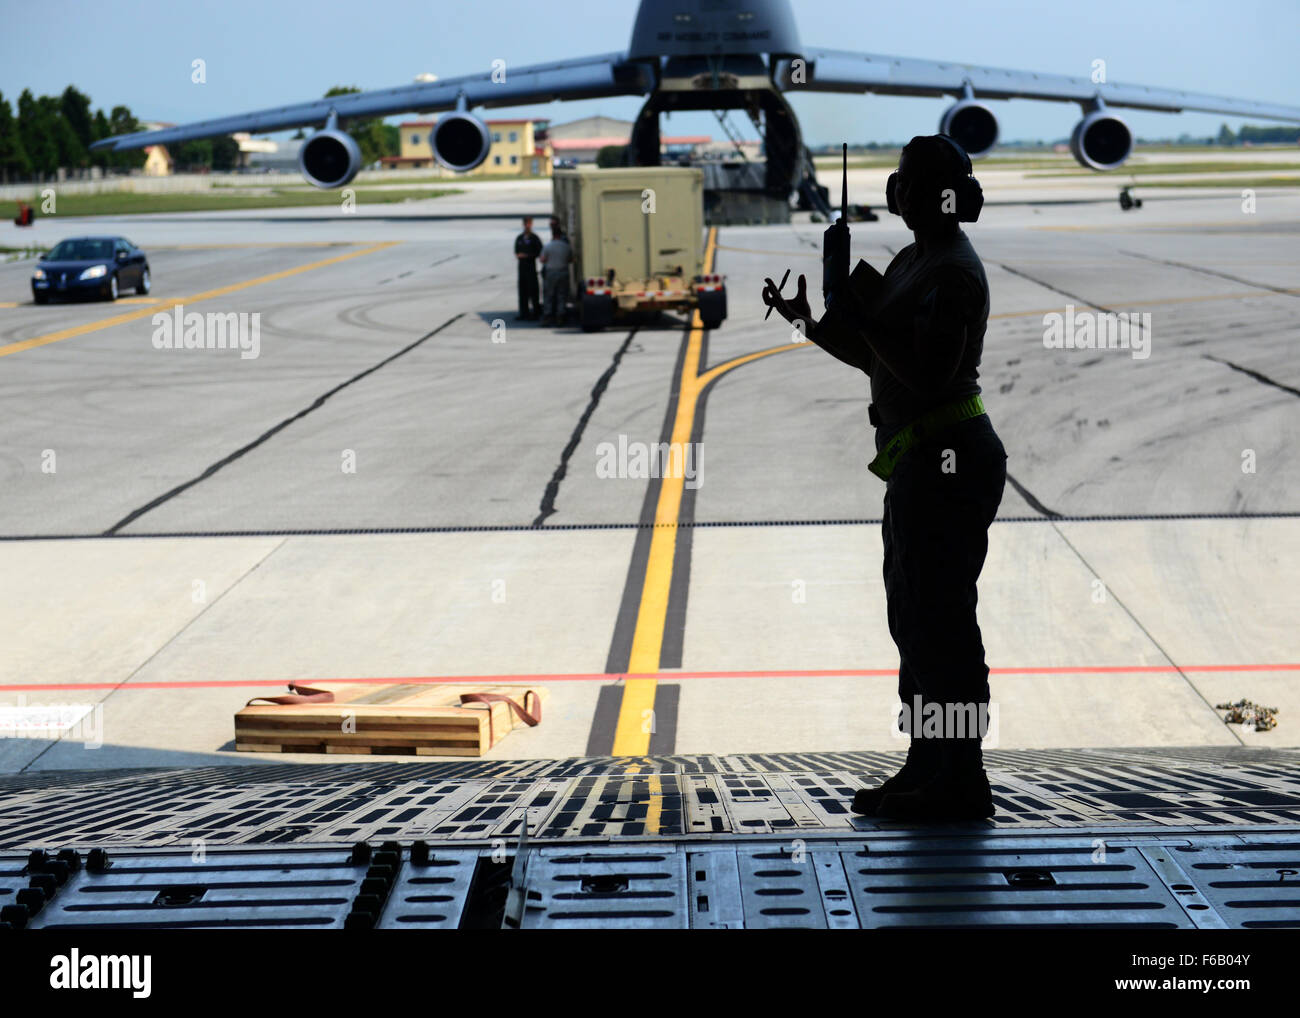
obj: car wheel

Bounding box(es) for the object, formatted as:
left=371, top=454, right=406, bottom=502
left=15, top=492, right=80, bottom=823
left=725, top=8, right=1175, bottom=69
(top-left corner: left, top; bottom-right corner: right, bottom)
left=107, top=274, right=119, bottom=301
left=33, top=293, right=48, bottom=305
left=702, top=318, right=722, bottom=330
left=136, top=267, right=151, bottom=295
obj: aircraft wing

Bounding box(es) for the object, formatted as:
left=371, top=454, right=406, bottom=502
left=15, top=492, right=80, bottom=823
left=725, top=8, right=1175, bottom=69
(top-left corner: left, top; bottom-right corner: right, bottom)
left=785, top=48, right=1300, bottom=122
left=90, top=52, right=653, bottom=151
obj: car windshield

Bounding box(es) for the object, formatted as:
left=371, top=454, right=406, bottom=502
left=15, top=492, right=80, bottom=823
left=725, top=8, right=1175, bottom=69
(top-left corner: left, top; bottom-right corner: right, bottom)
left=47, top=239, right=115, bottom=261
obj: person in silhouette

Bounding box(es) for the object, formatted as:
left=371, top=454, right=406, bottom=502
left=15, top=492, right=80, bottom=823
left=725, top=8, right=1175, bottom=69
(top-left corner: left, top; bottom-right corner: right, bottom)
left=762, top=135, right=1006, bottom=822
left=539, top=222, right=573, bottom=325
left=514, top=216, right=543, bottom=320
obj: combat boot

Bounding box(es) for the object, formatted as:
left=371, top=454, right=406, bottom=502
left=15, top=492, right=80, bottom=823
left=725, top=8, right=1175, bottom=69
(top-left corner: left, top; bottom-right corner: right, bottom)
left=876, top=740, right=994, bottom=821
left=851, top=738, right=942, bottom=816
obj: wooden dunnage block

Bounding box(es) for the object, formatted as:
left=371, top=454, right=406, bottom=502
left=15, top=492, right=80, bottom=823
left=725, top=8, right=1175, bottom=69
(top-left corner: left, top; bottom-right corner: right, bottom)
left=234, top=683, right=548, bottom=757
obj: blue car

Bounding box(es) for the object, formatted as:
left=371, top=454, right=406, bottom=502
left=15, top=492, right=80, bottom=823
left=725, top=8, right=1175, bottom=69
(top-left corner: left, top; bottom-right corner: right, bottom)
left=31, top=236, right=151, bottom=304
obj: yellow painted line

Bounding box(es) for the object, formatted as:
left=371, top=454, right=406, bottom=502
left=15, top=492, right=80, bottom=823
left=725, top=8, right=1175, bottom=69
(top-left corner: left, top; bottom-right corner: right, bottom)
left=699, top=341, right=809, bottom=387
left=611, top=228, right=808, bottom=756
left=646, top=774, right=662, bottom=835
left=0, top=302, right=18, bottom=309
left=612, top=762, right=659, bottom=834
left=150, top=242, right=359, bottom=250
left=610, top=231, right=715, bottom=757
left=611, top=677, right=661, bottom=756
left=0, top=242, right=399, bottom=358
left=624, top=315, right=704, bottom=673
left=116, top=297, right=160, bottom=305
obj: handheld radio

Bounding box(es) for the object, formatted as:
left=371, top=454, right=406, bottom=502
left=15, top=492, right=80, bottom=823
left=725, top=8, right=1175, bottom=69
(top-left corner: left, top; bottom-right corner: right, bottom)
left=822, top=142, right=850, bottom=306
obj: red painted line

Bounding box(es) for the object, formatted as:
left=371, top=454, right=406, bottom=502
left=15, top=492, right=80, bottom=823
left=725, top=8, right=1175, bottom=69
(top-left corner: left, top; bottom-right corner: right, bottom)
left=0, top=663, right=1296, bottom=693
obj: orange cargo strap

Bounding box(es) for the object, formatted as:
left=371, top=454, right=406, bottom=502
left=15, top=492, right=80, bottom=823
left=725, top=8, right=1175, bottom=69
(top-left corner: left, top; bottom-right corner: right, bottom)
left=458, top=691, right=542, bottom=745
left=245, top=683, right=336, bottom=706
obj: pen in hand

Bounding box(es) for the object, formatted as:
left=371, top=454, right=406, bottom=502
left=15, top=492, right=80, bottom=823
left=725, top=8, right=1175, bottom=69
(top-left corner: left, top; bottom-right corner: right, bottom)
left=764, top=268, right=791, bottom=320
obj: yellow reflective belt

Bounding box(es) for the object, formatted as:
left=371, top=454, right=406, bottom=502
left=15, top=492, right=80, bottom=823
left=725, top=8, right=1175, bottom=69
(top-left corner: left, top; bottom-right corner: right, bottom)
left=868, top=394, right=986, bottom=481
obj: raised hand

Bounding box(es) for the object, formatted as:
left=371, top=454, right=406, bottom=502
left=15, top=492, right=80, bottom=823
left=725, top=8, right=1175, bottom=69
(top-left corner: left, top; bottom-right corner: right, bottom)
left=762, top=272, right=812, bottom=325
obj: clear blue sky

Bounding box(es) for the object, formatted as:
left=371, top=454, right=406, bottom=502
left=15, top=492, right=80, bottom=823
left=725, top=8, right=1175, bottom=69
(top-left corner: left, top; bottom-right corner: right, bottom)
left=2, top=0, right=1297, bottom=146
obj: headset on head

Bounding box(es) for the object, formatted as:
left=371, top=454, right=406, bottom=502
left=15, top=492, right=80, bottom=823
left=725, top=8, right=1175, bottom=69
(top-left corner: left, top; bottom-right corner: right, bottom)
left=885, top=134, right=984, bottom=223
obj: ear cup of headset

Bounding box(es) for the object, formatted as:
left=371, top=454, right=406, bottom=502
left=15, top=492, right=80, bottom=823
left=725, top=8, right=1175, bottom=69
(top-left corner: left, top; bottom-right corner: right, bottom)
left=885, top=135, right=983, bottom=221
left=937, top=134, right=982, bottom=223
left=959, top=176, right=983, bottom=222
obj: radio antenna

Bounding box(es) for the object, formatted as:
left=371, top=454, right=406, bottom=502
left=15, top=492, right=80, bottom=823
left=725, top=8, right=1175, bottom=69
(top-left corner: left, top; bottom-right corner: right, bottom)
left=840, top=142, right=848, bottom=220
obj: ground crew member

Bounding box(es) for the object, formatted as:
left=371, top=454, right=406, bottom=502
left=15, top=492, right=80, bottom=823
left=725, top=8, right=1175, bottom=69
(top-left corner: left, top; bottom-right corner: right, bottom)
left=539, top=223, right=572, bottom=326
left=515, top=216, right=542, bottom=320
left=762, top=134, right=1006, bottom=822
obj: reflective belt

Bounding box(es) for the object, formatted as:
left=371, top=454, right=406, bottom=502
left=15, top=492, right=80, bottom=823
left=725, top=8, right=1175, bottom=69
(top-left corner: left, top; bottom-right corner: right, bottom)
left=868, top=394, right=986, bottom=481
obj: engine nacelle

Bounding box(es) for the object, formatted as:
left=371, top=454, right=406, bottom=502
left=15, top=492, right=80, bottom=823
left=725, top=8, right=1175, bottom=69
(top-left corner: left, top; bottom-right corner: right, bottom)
left=1070, top=111, right=1133, bottom=171
left=939, top=100, right=999, bottom=157
left=431, top=112, right=492, bottom=172
left=298, top=129, right=362, bottom=188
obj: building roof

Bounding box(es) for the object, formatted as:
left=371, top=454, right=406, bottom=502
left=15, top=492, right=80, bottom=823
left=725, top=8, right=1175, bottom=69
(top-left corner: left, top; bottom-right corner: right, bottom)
left=545, top=115, right=636, bottom=138
left=550, top=135, right=711, bottom=151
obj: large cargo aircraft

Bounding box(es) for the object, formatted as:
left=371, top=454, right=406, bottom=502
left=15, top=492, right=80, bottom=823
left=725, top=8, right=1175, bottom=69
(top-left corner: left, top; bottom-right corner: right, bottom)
left=91, top=0, right=1300, bottom=201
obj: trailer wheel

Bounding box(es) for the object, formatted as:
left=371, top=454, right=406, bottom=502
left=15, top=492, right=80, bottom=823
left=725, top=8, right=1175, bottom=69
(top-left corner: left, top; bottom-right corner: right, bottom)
left=580, top=292, right=614, bottom=333
left=697, top=288, right=727, bottom=331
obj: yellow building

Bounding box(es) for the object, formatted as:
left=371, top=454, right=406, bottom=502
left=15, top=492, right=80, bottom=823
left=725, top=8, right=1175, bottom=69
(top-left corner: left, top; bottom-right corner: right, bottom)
left=386, top=118, right=552, bottom=177
left=142, top=145, right=173, bottom=176
left=139, top=122, right=175, bottom=176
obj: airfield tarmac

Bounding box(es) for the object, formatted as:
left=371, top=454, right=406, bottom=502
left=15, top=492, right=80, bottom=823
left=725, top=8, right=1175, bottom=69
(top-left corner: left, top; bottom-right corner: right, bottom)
left=0, top=170, right=1297, bottom=772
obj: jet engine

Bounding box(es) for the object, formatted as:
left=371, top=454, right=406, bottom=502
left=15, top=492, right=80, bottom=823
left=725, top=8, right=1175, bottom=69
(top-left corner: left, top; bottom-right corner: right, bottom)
left=1069, top=111, right=1133, bottom=170
left=939, top=100, right=999, bottom=157
left=431, top=112, right=492, bottom=172
left=298, top=129, right=363, bottom=188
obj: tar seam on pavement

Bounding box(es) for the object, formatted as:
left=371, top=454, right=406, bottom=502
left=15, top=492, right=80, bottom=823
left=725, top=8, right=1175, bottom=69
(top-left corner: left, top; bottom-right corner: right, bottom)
left=5, top=511, right=1300, bottom=542
left=1047, top=524, right=1247, bottom=747
left=532, top=328, right=638, bottom=527
left=1006, top=473, right=1064, bottom=518
left=102, top=313, right=465, bottom=535
left=378, top=252, right=458, bottom=285
left=1119, top=248, right=1300, bottom=298
left=1203, top=353, right=1300, bottom=399
left=996, top=261, right=1142, bottom=326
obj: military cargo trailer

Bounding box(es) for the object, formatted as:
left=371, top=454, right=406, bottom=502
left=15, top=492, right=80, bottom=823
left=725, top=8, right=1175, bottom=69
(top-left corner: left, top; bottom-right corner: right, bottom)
left=551, top=166, right=726, bottom=332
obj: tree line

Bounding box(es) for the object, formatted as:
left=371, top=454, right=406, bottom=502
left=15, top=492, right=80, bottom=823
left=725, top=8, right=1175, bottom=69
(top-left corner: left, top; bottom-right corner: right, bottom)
left=0, top=83, right=401, bottom=184
left=1217, top=123, right=1300, bottom=145
left=0, top=86, right=147, bottom=183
